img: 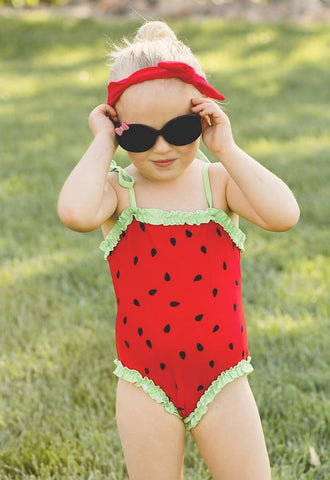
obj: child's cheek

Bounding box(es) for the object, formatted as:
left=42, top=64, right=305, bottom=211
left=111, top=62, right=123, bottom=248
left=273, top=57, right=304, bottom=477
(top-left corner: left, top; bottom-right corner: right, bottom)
left=177, top=138, right=200, bottom=158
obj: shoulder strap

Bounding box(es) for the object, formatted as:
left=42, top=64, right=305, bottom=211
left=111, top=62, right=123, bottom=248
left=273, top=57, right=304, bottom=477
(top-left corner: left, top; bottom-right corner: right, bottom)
left=202, top=162, right=213, bottom=209
left=197, top=148, right=211, bottom=164
left=109, top=160, right=137, bottom=210
left=197, top=149, right=213, bottom=209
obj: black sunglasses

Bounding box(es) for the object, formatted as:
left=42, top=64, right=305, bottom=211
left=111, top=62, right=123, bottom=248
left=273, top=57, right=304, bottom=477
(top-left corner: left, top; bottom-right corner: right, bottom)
left=113, top=114, right=202, bottom=153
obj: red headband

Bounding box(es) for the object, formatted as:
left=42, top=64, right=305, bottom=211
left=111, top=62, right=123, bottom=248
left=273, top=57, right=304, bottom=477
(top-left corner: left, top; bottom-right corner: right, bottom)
left=107, top=61, right=225, bottom=105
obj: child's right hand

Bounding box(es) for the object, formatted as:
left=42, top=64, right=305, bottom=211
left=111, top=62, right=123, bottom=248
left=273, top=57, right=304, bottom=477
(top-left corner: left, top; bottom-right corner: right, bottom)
left=88, top=104, right=118, bottom=137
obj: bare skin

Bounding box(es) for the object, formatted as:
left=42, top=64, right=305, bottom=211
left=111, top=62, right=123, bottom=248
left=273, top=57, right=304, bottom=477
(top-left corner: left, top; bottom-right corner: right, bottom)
left=58, top=79, right=299, bottom=479
left=116, top=376, right=271, bottom=480
left=116, top=379, right=186, bottom=480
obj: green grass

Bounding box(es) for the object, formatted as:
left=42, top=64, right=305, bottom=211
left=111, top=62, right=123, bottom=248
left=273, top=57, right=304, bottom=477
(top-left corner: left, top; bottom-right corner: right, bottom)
left=0, top=14, right=329, bottom=479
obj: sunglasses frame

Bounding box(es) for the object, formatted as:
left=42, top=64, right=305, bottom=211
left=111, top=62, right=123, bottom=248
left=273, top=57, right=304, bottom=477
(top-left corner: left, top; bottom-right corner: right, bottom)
left=113, top=114, right=202, bottom=153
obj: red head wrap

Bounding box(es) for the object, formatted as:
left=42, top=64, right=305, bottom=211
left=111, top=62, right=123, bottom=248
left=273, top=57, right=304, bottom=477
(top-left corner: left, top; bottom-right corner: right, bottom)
left=107, top=61, right=225, bottom=106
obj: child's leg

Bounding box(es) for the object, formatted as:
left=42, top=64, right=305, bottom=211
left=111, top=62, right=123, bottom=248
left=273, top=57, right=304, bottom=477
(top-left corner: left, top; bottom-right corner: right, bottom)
left=116, top=379, right=186, bottom=480
left=191, top=375, right=271, bottom=480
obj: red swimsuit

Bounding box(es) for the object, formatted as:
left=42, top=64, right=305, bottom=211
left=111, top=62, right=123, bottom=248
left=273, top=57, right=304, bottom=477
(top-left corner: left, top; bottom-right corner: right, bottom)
left=100, top=159, right=253, bottom=430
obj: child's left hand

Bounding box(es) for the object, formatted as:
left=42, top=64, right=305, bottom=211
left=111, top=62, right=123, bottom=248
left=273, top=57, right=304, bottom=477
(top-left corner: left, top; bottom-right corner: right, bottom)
left=191, top=98, right=235, bottom=157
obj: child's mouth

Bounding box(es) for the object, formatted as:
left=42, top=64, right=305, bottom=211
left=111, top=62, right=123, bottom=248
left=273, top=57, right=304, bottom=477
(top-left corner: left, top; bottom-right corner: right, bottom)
left=152, top=159, right=176, bottom=168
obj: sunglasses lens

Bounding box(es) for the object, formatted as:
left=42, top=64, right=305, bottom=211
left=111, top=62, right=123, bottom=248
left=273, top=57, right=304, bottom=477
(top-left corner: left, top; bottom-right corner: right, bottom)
left=116, top=114, right=202, bottom=152
left=116, top=124, right=156, bottom=152
left=163, top=115, right=202, bottom=146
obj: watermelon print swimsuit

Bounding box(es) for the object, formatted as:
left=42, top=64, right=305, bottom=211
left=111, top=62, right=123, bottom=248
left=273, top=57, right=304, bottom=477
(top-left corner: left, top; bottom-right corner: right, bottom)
left=100, top=156, right=253, bottom=431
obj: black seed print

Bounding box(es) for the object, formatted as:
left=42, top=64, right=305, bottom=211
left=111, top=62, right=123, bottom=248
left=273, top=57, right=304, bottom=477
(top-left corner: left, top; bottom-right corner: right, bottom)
left=195, top=314, right=204, bottom=322
left=117, top=297, right=120, bottom=305
left=185, top=229, right=193, bottom=238
left=235, top=280, right=239, bottom=286
left=134, top=256, right=138, bottom=265
left=197, top=343, right=204, bottom=351
left=233, top=303, right=237, bottom=312
left=194, top=274, right=202, bottom=282
left=197, top=385, right=204, bottom=391
left=116, top=270, right=120, bottom=279
left=160, top=363, right=166, bottom=370
left=201, top=246, right=207, bottom=254
left=178, top=407, right=184, bottom=411
left=145, top=367, right=150, bottom=374
left=120, top=231, right=126, bottom=239
left=229, top=343, right=234, bottom=350
left=213, top=325, right=220, bottom=332
left=179, top=351, right=186, bottom=360
left=164, top=272, right=171, bottom=282
left=146, top=340, right=152, bottom=349
left=123, top=316, right=127, bottom=325
left=175, top=384, right=178, bottom=390
left=242, top=351, right=245, bottom=359
left=209, top=360, right=215, bottom=368
left=125, top=340, right=130, bottom=348
left=149, top=289, right=157, bottom=296
left=133, top=299, right=140, bottom=307
left=138, top=328, right=143, bottom=337
left=139, top=222, right=146, bottom=232
left=213, top=288, right=218, bottom=297
left=151, top=248, right=157, bottom=257
left=170, top=237, right=177, bottom=246
left=163, top=324, right=171, bottom=333
left=216, top=227, right=222, bottom=237
left=241, top=325, right=244, bottom=333
left=223, top=261, right=227, bottom=270
left=170, top=301, right=180, bottom=307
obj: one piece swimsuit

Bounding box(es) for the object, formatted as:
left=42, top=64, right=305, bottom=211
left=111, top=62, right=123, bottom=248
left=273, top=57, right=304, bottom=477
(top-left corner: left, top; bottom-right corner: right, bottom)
left=100, top=156, right=253, bottom=431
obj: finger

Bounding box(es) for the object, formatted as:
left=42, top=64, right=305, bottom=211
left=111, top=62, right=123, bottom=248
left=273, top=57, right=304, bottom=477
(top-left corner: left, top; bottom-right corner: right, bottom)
left=107, top=105, right=118, bottom=121
left=191, top=104, right=221, bottom=119
left=191, top=97, right=214, bottom=105
left=201, top=116, right=212, bottom=129
left=94, top=103, right=118, bottom=120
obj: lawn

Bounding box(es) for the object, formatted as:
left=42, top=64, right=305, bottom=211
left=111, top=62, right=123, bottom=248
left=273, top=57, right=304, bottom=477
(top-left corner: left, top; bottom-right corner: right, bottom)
left=0, top=13, right=329, bottom=479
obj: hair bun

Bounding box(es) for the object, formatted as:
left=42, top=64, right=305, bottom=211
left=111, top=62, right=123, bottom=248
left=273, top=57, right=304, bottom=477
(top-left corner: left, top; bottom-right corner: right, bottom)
left=135, top=21, right=177, bottom=43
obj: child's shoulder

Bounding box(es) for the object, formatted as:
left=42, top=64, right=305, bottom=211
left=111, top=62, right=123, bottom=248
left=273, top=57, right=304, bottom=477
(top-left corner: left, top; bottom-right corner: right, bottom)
left=208, top=160, right=230, bottom=189
left=206, top=161, right=231, bottom=212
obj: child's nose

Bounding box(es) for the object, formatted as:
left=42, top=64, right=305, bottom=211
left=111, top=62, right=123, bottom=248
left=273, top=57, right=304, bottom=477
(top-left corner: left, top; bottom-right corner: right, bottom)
left=152, top=135, right=172, bottom=153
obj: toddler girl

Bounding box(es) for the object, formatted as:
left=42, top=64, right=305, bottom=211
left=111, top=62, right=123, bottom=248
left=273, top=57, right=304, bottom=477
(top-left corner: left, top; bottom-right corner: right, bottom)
left=58, top=21, right=299, bottom=480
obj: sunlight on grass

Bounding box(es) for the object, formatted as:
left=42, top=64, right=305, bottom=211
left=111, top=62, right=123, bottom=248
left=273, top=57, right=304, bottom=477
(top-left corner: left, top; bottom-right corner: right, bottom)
left=289, top=34, right=330, bottom=64
left=246, top=133, right=329, bottom=157
left=0, top=248, right=88, bottom=286
left=1, top=174, right=29, bottom=199
left=35, top=46, right=101, bottom=68
left=0, top=16, right=329, bottom=480
left=255, top=311, right=315, bottom=334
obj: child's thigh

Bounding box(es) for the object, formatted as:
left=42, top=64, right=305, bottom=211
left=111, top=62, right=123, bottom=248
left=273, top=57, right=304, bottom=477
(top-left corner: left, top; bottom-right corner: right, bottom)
left=191, top=376, right=271, bottom=480
left=116, top=379, right=186, bottom=480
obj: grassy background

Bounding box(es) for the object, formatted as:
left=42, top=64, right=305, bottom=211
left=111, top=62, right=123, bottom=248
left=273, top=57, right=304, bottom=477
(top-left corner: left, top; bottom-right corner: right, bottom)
left=0, top=14, right=329, bottom=479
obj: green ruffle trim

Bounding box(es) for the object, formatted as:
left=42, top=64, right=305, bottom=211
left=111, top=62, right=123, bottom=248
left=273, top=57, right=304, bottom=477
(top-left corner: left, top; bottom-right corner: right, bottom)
left=113, top=357, right=253, bottom=431
left=100, top=207, right=246, bottom=258
left=113, top=359, right=181, bottom=419
left=183, top=357, right=253, bottom=430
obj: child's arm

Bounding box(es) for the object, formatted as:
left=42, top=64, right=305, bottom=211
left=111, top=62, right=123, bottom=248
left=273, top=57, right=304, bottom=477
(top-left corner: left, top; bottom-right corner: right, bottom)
left=191, top=98, right=300, bottom=231
left=57, top=104, right=118, bottom=232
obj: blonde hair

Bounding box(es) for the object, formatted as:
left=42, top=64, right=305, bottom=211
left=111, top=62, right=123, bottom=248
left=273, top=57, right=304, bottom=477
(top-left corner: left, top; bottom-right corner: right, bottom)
left=108, top=21, right=205, bottom=81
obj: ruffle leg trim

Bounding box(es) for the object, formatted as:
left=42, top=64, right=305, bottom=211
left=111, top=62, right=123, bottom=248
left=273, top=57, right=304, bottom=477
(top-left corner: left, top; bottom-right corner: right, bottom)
left=184, top=357, right=254, bottom=431
left=113, top=359, right=182, bottom=420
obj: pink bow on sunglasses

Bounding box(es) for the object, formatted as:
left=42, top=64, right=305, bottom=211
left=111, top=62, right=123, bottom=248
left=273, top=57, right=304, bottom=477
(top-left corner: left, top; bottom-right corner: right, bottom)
left=114, top=122, right=130, bottom=136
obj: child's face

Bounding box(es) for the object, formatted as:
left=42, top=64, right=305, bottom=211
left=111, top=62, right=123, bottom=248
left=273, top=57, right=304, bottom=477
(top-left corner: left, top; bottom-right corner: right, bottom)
left=115, top=79, right=202, bottom=182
